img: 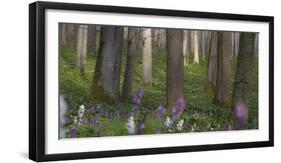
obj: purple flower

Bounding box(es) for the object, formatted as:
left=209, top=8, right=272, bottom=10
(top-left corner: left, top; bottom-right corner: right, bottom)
left=69, top=127, right=78, bottom=138
left=92, top=113, right=100, bottom=125
left=156, top=105, right=166, bottom=118
left=133, top=89, right=144, bottom=105
left=172, top=97, right=186, bottom=121
left=234, top=102, right=248, bottom=129
left=81, top=117, right=88, bottom=124
left=132, top=105, right=138, bottom=113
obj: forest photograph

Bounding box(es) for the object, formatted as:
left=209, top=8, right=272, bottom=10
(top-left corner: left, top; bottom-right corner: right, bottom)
left=59, top=23, right=259, bottom=139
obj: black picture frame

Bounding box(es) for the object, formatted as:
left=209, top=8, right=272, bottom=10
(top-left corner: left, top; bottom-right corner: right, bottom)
left=29, top=1, right=274, bottom=162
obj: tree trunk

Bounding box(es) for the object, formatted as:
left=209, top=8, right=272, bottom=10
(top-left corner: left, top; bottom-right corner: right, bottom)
left=76, top=25, right=88, bottom=74
left=183, top=30, right=188, bottom=66
left=87, top=25, right=96, bottom=55
left=142, top=28, right=152, bottom=84
left=192, top=31, right=199, bottom=64
left=158, top=29, right=166, bottom=50
left=207, top=32, right=218, bottom=88
left=166, top=29, right=184, bottom=109
left=232, top=33, right=256, bottom=129
left=201, top=31, right=211, bottom=60
left=95, top=26, right=101, bottom=55
left=233, top=32, right=241, bottom=58
left=91, top=26, right=124, bottom=102
left=59, top=23, right=66, bottom=46
left=254, top=34, right=259, bottom=56
left=152, top=29, right=160, bottom=54
left=122, top=27, right=129, bottom=58
left=66, top=24, right=78, bottom=46
left=121, top=27, right=139, bottom=99
left=214, top=32, right=231, bottom=106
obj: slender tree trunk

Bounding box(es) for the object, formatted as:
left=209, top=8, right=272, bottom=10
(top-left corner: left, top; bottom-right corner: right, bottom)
left=66, top=24, right=78, bottom=46
left=186, top=31, right=192, bottom=65
left=91, top=26, right=124, bottom=102
left=214, top=32, right=231, bottom=105
left=87, top=25, right=96, bottom=55
left=201, top=31, right=211, bottom=61
left=193, top=31, right=200, bottom=64
left=152, top=29, right=160, bottom=54
left=76, top=25, right=88, bottom=74
left=232, top=33, right=256, bottom=129
left=166, top=29, right=184, bottom=109
left=207, top=32, right=218, bottom=89
left=122, top=27, right=139, bottom=99
left=183, top=30, right=188, bottom=66
left=233, top=32, right=241, bottom=58
left=254, top=34, right=259, bottom=56
left=123, top=27, right=129, bottom=57
left=95, top=26, right=101, bottom=55
left=59, top=23, right=66, bottom=46
left=136, top=28, right=143, bottom=56
left=158, top=29, right=166, bottom=50
left=142, top=28, right=152, bottom=84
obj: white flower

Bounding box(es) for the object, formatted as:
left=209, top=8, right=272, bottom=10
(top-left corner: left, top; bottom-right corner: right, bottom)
left=176, top=119, right=184, bottom=131
left=126, top=115, right=135, bottom=134
left=165, top=116, right=173, bottom=128
left=78, top=105, right=85, bottom=120
left=73, top=116, right=78, bottom=124
left=191, top=124, right=197, bottom=132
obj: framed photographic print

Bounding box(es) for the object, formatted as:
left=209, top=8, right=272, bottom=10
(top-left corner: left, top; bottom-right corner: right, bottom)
left=29, top=1, right=274, bottom=162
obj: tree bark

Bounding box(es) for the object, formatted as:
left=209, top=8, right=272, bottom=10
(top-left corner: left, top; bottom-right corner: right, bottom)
left=152, top=29, right=160, bottom=54
left=121, top=27, right=139, bottom=99
left=192, top=31, right=200, bottom=64
left=87, top=25, right=96, bottom=55
left=232, top=33, right=256, bottom=129
left=158, top=29, right=166, bottom=50
left=183, top=30, right=188, bottom=66
left=59, top=23, right=66, bottom=46
left=233, top=32, right=241, bottom=58
left=214, top=32, right=231, bottom=106
left=142, top=28, right=152, bottom=84
left=76, top=25, right=88, bottom=74
left=254, top=34, right=259, bottom=56
left=66, top=24, right=78, bottom=46
left=166, top=29, right=184, bottom=109
left=91, top=26, right=124, bottom=102
left=207, top=32, right=218, bottom=88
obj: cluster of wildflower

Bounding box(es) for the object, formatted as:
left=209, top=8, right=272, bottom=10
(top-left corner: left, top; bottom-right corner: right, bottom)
left=234, top=102, right=247, bottom=129
left=172, top=97, right=185, bottom=121
left=164, top=97, right=186, bottom=132
left=126, top=89, right=144, bottom=135
left=156, top=105, right=166, bottom=118
left=69, top=105, right=87, bottom=138
left=132, top=89, right=144, bottom=113
left=176, top=119, right=184, bottom=131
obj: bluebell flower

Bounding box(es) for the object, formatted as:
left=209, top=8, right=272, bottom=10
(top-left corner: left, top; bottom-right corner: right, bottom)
left=234, top=102, right=247, bottom=129
left=92, top=113, right=100, bottom=125
left=156, top=105, right=166, bottom=118
left=70, top=127, right=78, bottom=138
left=172, top=97, right=186, bottom=121
left=133, top=89, right=144, bottom=105
left=81, top=117, right=88, bottom=124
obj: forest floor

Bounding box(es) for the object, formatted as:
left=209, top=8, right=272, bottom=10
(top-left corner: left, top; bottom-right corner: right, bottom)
left=60, top=45, right=258, bottom=138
